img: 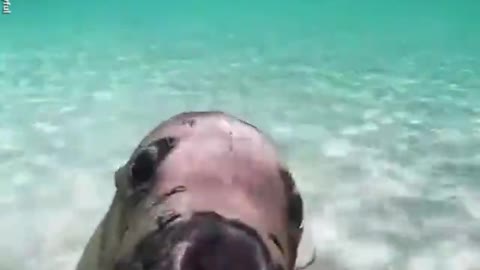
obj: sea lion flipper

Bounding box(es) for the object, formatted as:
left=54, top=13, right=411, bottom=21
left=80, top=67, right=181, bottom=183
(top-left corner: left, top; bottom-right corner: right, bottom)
left=295, top=218, right=316, bottom=270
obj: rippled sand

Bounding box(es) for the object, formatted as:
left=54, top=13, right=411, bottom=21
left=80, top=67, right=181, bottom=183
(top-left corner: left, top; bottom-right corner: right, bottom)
left=1, top=2, right=480, bottom=270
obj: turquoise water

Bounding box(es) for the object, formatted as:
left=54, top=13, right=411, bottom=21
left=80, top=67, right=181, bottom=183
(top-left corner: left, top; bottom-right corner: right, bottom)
left=1, top=1, right=479, bottom=269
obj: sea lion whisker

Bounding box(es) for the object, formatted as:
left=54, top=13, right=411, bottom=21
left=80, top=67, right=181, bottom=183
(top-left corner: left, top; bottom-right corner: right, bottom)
left=156, top=210, right=182, bottom=230
left=150, top=185, right=188, bottom=208
left=164, top=185, right=187, bottom=197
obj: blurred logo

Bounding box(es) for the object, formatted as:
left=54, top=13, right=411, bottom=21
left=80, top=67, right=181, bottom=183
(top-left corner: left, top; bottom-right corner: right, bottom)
left=2, top=0, right=11, bottom=14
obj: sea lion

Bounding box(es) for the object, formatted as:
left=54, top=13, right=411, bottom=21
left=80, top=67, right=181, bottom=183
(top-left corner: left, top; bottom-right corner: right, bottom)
left=76, top=111, right=316, bottom=270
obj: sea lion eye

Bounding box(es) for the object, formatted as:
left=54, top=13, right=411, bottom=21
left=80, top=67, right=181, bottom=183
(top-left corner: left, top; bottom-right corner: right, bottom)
left=130, top=146, right=157, bottom=184
left=129, top=137, right=178, bottom=188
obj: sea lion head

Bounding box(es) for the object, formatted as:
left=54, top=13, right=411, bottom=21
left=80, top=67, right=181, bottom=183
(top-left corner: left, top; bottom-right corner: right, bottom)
left=85, top=112, right=313, bottom=270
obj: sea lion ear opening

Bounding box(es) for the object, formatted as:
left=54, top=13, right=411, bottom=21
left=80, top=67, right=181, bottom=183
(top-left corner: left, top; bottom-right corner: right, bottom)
left=279, top=168, right=316, bottom=270
left=279, top=168, right=304, bottom=231
left=128, top=136, right=178, bottom=190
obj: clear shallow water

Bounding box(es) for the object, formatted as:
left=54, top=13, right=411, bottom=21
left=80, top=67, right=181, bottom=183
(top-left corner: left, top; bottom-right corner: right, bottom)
left=1, top=1, right=479, bottom=270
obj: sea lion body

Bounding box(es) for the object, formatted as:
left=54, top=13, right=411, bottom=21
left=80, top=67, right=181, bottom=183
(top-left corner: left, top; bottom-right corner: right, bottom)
left=76, top=111, right=314, bottom=270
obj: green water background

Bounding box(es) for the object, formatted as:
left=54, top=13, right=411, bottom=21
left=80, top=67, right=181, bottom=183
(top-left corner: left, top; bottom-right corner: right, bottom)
left=1, top=1, right=479, bottom=270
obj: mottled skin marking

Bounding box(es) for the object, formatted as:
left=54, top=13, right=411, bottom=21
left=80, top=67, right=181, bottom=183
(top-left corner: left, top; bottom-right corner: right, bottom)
left=181, top=119, right=195, bottom=127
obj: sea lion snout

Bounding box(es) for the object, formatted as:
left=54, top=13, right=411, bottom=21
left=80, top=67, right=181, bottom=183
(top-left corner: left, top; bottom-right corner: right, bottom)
left=115, top=212, right=282, bottom=270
